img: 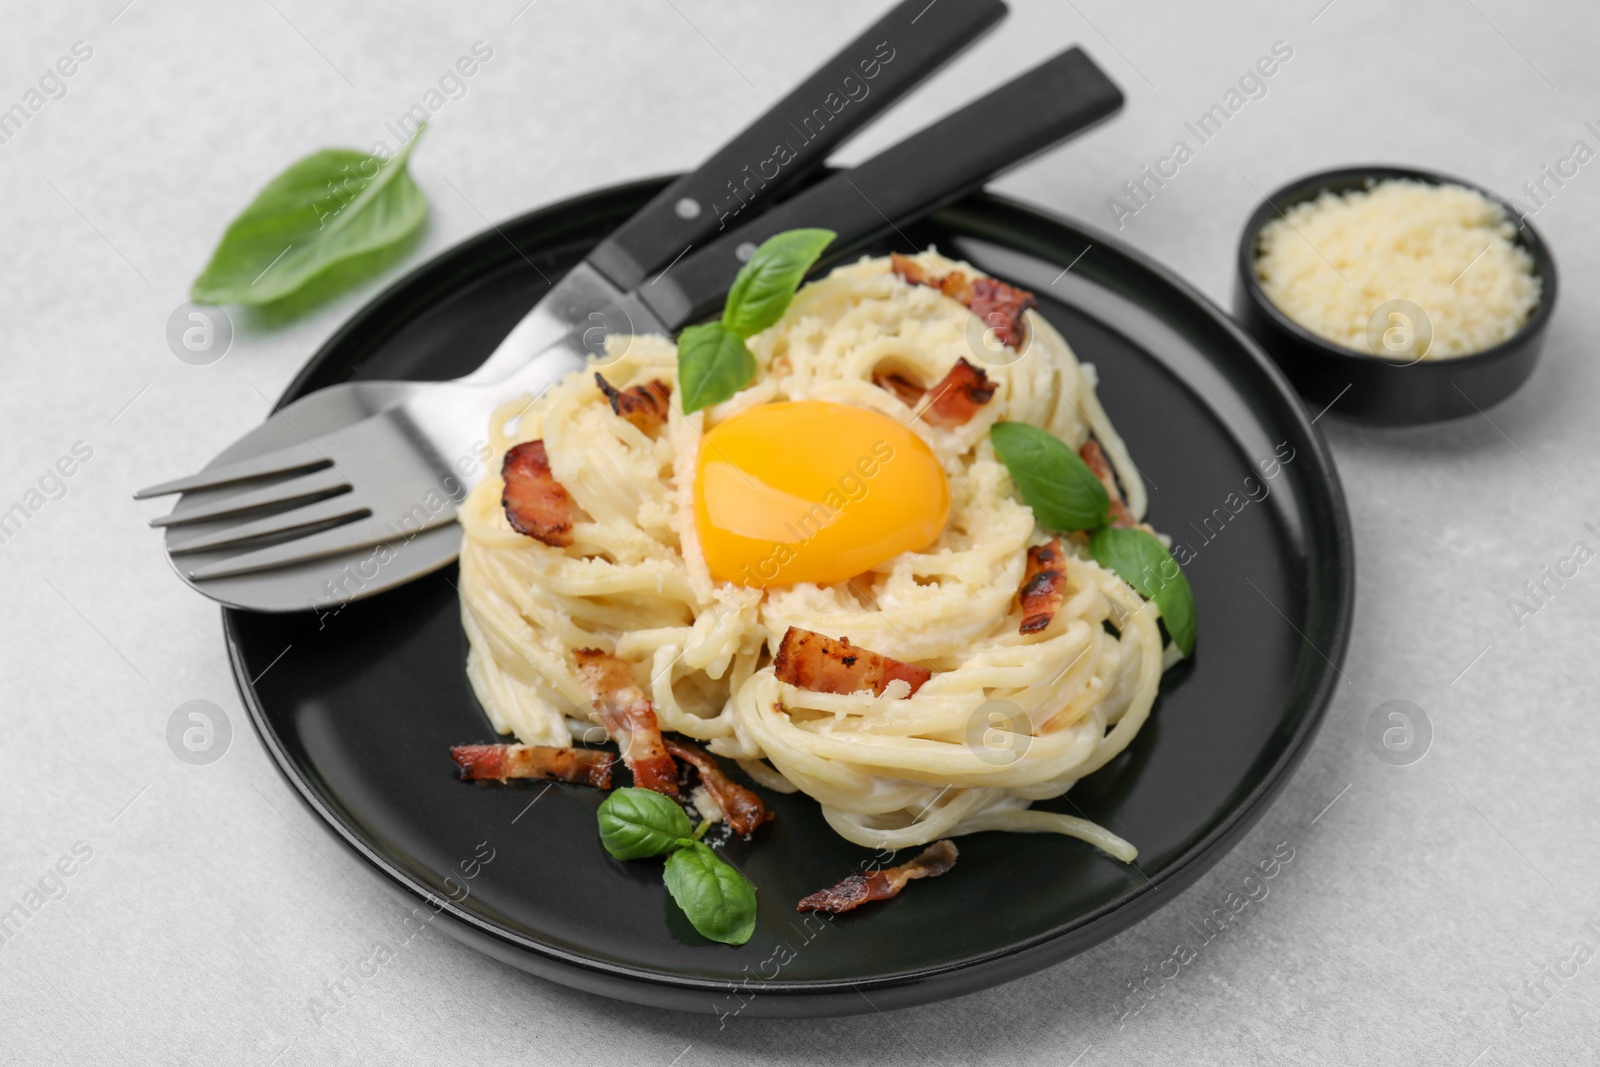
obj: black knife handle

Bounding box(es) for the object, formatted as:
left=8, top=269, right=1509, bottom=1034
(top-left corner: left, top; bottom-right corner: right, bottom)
left=640, top=47, right=1123, bottom=332
left=584, top=0, right=1008, bottom=291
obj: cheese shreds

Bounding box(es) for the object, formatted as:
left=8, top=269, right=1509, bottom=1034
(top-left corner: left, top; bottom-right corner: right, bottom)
left=1254, top=179, right=1541, bottom=359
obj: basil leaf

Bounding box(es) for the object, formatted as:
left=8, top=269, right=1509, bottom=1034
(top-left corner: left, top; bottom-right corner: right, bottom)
left=191, top=128, right=429, bottom=306
left=662, top=842, right=757, bottom=945
left=1089, top=526, right=1197, bottom=656
left=675, top=228, right=833, bottom=411
left=597, top=787, right=694, bottom=860
left=721, top=228, right=835, bottom=338
left=990, top=422, right=1110, bottom=532
left=678, top=322, right=756, bottom=414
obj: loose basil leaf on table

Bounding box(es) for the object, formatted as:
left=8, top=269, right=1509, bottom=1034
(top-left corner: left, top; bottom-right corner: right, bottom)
left=721, top=228, right=836, bottom=338
left=1089, top=526, right=1197, bottom=656
left=989, top=422, right=1111, bottom=532
left=662, top=841, right=758, bottom=946
left=596, top=787, right=694, bottom=860
left=191, top=127, right=428, bottom=306
left=677, top=228, right=836, bottom=413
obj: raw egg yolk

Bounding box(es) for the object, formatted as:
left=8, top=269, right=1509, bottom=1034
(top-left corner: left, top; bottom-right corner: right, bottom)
left=694, top=400, right=950, bottom=587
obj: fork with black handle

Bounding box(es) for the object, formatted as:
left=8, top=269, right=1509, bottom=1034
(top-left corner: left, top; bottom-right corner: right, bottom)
left=142, top=47, right=1123, bottom=612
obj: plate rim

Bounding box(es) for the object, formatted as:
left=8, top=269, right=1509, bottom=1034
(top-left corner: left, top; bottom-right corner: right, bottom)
left=225, top=175, right=1355, bottom=1014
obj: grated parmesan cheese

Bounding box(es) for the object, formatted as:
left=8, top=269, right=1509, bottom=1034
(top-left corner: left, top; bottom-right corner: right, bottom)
left=1254, top=179, right=1541, bottom=359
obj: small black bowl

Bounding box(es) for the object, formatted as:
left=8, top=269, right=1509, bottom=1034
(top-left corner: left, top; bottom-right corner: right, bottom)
left=1234, top=165, right=1557, bottom=425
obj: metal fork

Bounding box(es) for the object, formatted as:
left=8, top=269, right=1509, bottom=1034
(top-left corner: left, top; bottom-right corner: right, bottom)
left=137, top=48, right=1123, bottom=611
left=144, top=267, right=660, bottom=581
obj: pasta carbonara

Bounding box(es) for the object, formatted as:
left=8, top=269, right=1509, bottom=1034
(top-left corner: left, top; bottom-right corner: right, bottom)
left=457, top=251, right=1176, bottom=862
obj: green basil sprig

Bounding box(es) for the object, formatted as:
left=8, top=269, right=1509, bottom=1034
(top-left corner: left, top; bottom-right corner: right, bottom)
left=991, top=422, right=1197, bottom=655
left=1088, top=527, right=1196, bottom=655
left=191, top=127, right=429, bottom=307
left=989, top=422, right=1110, bottom=532
left=679, top=228, right=835, bottom=414
left=596, top=787, right=756, bottom=945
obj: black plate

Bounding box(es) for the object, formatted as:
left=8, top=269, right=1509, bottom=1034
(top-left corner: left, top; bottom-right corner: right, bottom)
left=227, top=178, right=1354, bottom=1017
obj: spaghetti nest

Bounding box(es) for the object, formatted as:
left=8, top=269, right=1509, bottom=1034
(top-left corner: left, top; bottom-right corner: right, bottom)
left=457, top=252, right=1169, bottom=859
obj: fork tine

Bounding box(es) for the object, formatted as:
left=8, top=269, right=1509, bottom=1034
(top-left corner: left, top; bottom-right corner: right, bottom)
left=186, top=506, right=460, bottom=581
left=133, top=441, right=331, bottom=500
left=166, top=495, right=372, bottom=555
left=148, top=466, right=350, bottom=527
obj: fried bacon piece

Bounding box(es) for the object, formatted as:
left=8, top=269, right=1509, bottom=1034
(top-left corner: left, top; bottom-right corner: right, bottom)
left=924, top=358, right=996, bottom=427
left=501, top=440, right=575, bottom=547
left=889, top=252, right=1037, bottom=350
left=968, top=276, right=1037, bottom=350
left=1078, top=439, right=1136, bottom=528
left=872, top=357, right=996, bottom=428
left=773, top=627, right=931, bottom=698
left=595, top=373, right=672, bottom=432
left=573, top=649, right=680, bottom=796
left=449, top=744, right=613, bottom=788
left=1019, top=538, right=1068, bottom=635
left=890, top=252, right=974, bottom=301
left=797, top=839, right=958, bottom=913
left=663, top=739, right=771, bottom=836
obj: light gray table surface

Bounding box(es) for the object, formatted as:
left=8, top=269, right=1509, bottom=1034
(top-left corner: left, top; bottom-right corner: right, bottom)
left=3, top=0, right=1597, bottom=1063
